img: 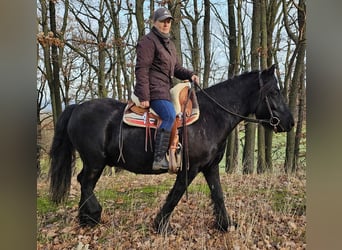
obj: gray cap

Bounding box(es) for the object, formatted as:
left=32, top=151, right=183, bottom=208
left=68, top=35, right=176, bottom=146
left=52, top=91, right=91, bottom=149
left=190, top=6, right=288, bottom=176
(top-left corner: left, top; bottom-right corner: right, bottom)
left=153, top=8, right=174, bottom=22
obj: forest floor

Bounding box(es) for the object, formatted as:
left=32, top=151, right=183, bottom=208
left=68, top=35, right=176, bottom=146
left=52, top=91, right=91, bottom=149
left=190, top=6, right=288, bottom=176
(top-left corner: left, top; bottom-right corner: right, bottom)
left=37, top=169, right=306, bottom=249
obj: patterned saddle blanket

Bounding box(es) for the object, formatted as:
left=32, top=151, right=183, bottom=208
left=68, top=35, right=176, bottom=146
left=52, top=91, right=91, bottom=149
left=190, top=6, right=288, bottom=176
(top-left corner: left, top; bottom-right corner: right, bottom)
left=123, top=82, right=200, bottom=128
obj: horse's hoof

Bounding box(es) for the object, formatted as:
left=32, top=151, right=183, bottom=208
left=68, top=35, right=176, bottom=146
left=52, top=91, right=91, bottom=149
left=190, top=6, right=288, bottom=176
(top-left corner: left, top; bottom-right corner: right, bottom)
left=216, top=220, right=238, bottom=232
left=154, top=224, right=175, bottom=235
left=153, top=220, right=175, bottom=234
left=79, top=214, right=101, bottom=227
left=232, top=221, right=238, bottom=229
left=216, top=222, right=229, bottom=232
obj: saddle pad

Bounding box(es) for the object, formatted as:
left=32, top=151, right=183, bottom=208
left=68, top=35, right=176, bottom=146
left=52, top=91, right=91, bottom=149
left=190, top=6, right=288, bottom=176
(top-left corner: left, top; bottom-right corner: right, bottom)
left=123, top=102, right=200, bottom=128
left=123, top=82, right=200, bottom=128
left=123, top=103, right=159, bottom=129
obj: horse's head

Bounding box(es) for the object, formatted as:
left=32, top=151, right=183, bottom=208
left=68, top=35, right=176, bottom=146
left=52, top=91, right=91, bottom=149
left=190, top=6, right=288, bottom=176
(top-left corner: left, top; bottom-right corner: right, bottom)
left=255, top=65, right=294, bottom=132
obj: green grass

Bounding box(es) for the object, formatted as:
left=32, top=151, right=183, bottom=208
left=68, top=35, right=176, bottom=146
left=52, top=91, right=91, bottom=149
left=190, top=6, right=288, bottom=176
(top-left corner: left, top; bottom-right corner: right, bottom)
left=96, top=181, right=175, bottom=211
left=218, top=127, right=306, bottom=172
left=272, top=189, right=306, bottom=215
left=188, top=182, right=211, bottom=195
left=37, top=196, right=58, bottom=214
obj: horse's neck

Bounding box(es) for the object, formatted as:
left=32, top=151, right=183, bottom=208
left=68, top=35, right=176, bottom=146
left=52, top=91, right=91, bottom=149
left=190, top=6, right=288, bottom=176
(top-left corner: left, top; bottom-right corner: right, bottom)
left=198, top=78, right=259, bottom=129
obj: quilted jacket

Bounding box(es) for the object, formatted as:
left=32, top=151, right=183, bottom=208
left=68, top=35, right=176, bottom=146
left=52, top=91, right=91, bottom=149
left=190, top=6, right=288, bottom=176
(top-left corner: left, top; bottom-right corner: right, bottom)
left=134, top=27, right=194, bottom=102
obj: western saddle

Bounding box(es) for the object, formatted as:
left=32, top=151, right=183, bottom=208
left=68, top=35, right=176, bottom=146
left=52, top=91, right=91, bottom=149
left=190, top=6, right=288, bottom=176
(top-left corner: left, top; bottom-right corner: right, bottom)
left=123, top=81, right=199, bottom=173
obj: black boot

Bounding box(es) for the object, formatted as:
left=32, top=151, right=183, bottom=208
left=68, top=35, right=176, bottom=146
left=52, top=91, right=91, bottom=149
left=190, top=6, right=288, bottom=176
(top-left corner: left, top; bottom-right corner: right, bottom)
left=152, top=128, right=171, bottom=170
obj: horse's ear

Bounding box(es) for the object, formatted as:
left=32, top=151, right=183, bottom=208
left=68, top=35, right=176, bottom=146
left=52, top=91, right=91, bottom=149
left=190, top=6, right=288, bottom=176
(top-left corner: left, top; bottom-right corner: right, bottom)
left=268, top=64, right=276, bottom=74
left=261, top=64, right=277, bottom=77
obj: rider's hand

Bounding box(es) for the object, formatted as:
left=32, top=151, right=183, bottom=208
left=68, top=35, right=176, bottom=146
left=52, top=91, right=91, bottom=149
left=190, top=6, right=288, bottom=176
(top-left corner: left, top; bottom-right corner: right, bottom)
left=191, top=74, right=200, bottom=86
left=139, top=100, right=150, bottom=108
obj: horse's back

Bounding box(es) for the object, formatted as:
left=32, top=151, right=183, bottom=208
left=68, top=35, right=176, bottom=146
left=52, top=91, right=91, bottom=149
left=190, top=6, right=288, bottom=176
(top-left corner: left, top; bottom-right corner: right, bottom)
left=67, top=98, right=125, bottom=156
left=69, top=98, right=123, bottom=126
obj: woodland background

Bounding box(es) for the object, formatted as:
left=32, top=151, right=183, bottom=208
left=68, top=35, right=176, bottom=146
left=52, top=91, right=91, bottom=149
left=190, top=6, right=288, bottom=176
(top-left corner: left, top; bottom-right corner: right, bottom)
left=37, top=0, right=306, bottom=175
left=37, top=0, right=306, bottom=248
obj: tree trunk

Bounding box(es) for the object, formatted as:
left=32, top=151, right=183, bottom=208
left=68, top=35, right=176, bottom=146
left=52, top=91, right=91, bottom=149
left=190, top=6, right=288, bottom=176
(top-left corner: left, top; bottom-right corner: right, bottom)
left=225, top=0, right=240, bottom=173
left=97, top=3, right=107, bottom=98
left=265, top=0, right=281, bottom=173
left=243, top=0, right=261, bottom=174
left=113, top=3, right=132, bottom=101
left=284, top=0, right=306, bottom=173
left=169, top=1, right=182, bottom=65
left=37, top=105, right=42, bottom=177
left=226, top=127, right=239, bottom=173
left=202, top=0, right=211, bottom=88
left=181, top=0, right=200, bottom=75
left=257, top=0, right=268, bottom=174
left=135, top=0, right=145, bottom=40
left=190, top=1, right=200, bottom=75
left=48, top=0, right=62, bottom=125
left=293, top=70, right=305, bottom=172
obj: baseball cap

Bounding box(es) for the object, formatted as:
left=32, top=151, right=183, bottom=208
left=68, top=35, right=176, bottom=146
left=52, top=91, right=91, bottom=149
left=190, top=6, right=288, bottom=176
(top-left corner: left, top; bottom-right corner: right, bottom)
left=153, top=8, right=174, bottom=22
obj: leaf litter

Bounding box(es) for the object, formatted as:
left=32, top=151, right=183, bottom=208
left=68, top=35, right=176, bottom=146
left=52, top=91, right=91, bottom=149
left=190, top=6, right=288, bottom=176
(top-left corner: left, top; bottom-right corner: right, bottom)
left=37, top=171, right=306, bottom=249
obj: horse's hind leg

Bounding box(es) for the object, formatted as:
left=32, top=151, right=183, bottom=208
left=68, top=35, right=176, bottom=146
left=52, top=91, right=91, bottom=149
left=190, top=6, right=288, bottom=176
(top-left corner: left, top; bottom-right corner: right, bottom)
left=202, top=164, right=232, bottom=231
left=77, top=161, right=106, bottom=227
left=154, top=169, right=198, bottom=233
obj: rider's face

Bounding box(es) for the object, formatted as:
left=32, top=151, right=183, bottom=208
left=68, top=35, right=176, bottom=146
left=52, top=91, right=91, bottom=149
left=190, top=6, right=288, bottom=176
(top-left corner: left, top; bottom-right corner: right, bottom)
left=154, top=18, right=172, bottom=34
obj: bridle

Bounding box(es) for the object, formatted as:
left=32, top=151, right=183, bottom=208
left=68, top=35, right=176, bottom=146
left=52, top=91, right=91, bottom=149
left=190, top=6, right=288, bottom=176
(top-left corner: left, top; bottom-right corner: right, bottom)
left=194, top=71, right=281, bottom=130
left=258, top=72, right=280, bottom=129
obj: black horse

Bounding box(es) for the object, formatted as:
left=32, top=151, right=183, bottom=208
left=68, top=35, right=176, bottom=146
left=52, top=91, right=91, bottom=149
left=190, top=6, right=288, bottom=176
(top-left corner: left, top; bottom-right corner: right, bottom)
left=49, top=65, right=294, bottom=232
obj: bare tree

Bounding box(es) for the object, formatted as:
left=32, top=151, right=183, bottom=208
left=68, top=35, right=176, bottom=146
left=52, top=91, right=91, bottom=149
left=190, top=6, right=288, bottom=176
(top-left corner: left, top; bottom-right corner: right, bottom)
left=283, top=0, right=306, bottom=173
left=65, top=0, right=112, bottom=98
left=37, top=0, right=67, bottom=125
left=135, top=0, right=146, bottom=40
left=225, top=0, right=240, bottom=173
left=264, top=0, right=282, bottom=173
left=202, top=0, right=211, bottom=88
left=256, top=0, right=267, bottom=174
left=181, top=0, right=201, bottom=74
left=105, top=0, right=134, bottom=100
left=242, top=0, right=260, bottom=174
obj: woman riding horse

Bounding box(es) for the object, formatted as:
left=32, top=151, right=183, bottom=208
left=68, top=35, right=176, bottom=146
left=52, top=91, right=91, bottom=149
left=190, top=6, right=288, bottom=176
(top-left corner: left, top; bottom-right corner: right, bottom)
left=49, top=65, right=294, bottom=233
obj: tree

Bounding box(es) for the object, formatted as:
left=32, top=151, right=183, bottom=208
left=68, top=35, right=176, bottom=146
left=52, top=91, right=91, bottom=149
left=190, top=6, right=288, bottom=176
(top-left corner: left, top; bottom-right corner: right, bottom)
left=168, top=0, right=182, bottom=65
left=135, top=0, right=145, bottom=40
left=225, top=0, right=240, bottom=173
left=181, top=0, right=201, bottom=75
left=202, top=0, right=211, bottom=88
left=283, top=0, right=306, bottom=173
left=264, top=0, right=282, bottom=173
left=105, top=0, right=134, bottom=100
left=242, top=0, right=260, bottom=174
left=256, top=0, right=267, bottom=174
left=38, top=0, right=66, bottom=125
left=65, top=0, right=112, bottom=98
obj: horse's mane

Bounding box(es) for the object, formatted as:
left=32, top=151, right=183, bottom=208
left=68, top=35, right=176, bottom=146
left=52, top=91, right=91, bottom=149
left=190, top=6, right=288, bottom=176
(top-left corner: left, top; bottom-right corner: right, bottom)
left=206, top=69, right=259, bottom=89
left=230, top=69, right=259, bottom=81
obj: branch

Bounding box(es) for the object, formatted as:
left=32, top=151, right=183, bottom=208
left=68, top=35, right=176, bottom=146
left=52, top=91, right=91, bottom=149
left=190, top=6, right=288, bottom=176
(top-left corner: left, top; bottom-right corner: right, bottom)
left=281, top=0, right=298, bottom=43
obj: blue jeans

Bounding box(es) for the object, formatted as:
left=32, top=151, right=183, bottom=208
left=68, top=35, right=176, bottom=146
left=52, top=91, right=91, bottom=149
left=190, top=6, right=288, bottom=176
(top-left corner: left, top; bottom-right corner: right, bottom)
left=150, top=99, right=176, bottom=131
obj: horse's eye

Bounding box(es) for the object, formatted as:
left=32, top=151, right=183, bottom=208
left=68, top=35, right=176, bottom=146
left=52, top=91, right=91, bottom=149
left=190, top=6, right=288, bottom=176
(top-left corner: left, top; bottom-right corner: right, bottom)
left=272, top=90, right=279, bottom=96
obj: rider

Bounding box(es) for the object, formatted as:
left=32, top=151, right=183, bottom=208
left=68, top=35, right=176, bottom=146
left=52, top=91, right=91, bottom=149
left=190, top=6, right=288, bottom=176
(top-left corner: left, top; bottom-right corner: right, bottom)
left=134, top=7, right=199, bottom=170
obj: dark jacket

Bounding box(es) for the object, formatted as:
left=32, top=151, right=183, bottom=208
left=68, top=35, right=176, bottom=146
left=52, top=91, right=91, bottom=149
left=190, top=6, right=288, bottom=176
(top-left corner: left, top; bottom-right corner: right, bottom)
left=134, top=27, right=194, bottom=102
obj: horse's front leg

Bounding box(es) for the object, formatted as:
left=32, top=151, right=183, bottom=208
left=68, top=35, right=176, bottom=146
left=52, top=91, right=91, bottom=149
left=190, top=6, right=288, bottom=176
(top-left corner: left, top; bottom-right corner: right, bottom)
left=154, top=168, right=198, bottom=233
left=77, top=164, right=105, bottom=227
left=203, top=164, right=232, bottom=231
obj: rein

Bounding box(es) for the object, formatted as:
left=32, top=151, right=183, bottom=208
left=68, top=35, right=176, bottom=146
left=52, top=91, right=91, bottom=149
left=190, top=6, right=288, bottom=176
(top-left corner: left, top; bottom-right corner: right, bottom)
left=193, top=72, right=280, bottom=129
left=181, top=87, right=193, bottom=200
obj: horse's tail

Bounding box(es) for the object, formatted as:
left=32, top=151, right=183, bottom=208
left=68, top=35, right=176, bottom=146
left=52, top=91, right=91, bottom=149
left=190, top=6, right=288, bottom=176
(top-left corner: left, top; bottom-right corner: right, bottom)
left=49, top=104, right=77, bottom=204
